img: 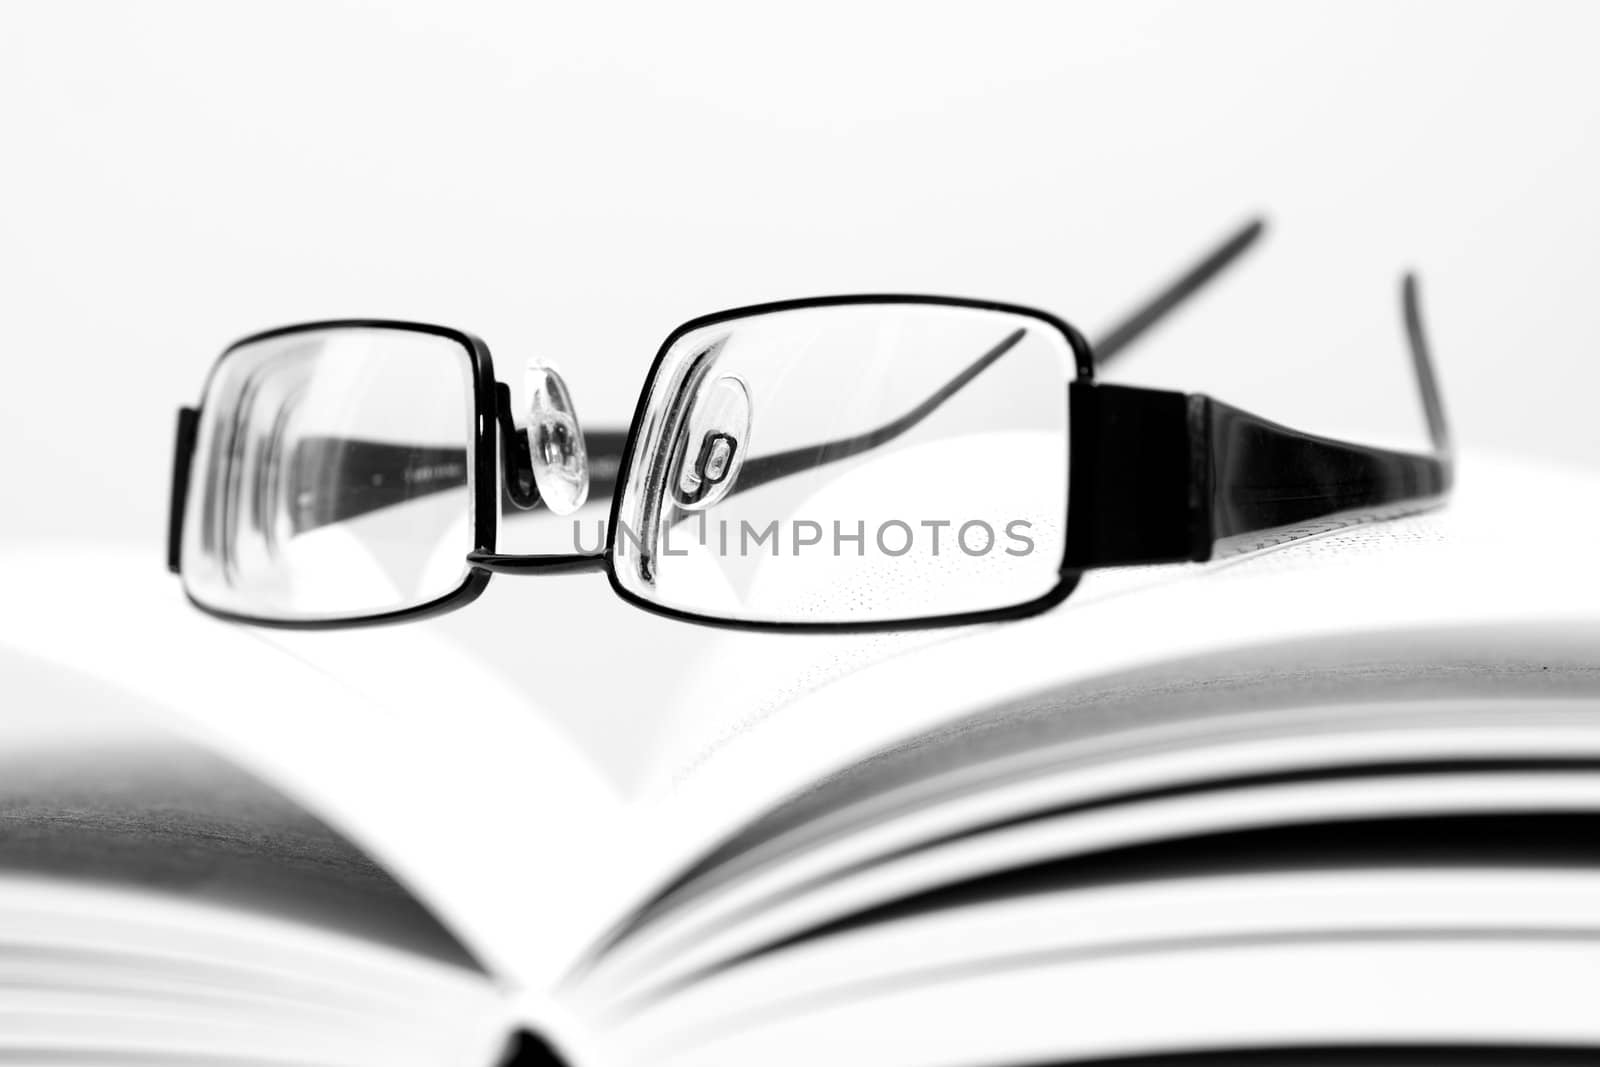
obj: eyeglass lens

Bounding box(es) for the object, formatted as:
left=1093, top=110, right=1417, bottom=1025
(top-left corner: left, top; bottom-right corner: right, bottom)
left=182, top=326, right=478, bottom=622
left=612, top=303, right=1077, bottom=625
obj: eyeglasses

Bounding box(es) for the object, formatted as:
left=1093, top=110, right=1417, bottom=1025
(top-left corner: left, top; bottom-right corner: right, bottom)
left=167, top=218, right=1452, bottom=632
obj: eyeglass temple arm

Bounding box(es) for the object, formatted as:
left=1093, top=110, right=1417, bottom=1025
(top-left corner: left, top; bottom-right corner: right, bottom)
left=251, top=427, right=632, bottom=537
left=681, top=217, right=1271, bottom=499
left=1065, top=274, right=1452, bottom=570
left=165, top=423, right=631, bottom=567
left=725, top=326, right=1028, bottom=498
left=1092, top=217, right=1265, bottom=365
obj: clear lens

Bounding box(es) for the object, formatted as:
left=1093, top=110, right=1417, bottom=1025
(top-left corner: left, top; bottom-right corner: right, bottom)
left=613, top=302, right=1075, bottom=624
left=181, top=325, right=478, bottom=622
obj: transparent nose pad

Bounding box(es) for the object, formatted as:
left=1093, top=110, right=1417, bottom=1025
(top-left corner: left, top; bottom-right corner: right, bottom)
left=524, top=363, right=589, bottom=515
left=671, top=375, right=751, bottom=511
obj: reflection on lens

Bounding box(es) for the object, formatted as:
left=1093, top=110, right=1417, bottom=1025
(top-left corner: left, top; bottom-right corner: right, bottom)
left=181, top=326, right=477, bottom=622
left=613, top=303, right=1075, bottom=624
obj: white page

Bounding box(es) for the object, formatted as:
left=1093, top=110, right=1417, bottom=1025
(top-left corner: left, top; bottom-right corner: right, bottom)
left=607, top=923, right=1600, bottom=1067
left=9, top=452, right=1597, bottom=1017
left=579, top=697, right=1600, bottom=993
left=0, top=549, right=623, bottom=994
left=0, top=878, right=506, bottom=1067
left=585, top=453, right=1600, bottom=942
left=580, top=769, right=1600, bottom=1006
left=615, top=868, right=1600, bottom=1052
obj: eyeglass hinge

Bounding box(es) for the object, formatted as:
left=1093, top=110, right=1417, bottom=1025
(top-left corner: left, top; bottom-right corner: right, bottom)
left=167, top=406, right=200, bottom=574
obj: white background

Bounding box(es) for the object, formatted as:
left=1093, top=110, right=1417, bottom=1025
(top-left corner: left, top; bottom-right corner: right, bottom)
left=3, top=1, right=1598, bottom=781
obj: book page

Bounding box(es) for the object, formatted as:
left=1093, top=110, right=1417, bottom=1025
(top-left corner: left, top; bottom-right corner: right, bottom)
left=0, top=643, right=511, bottom=1065
left=9, top=452, right=1595, bottom=1009
left=0, top=645, right=477, bottom=968
left=591, top=453, right=1600, bottom=933
left=578, top=681, right=1600, bottom=997
left=0, top=876, right=507, bottom=1067
left=597, top=866, right=1600, bottom=1067
left=0, top=547, right=626, bottom=994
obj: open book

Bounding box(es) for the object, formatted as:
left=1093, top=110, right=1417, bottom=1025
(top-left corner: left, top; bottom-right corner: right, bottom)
left=3, top=453, right=1600, bottom=1066
left=0, top=641, right=511, bottom=1066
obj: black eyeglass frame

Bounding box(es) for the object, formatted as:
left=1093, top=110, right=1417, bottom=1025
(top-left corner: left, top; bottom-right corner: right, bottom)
left=598, top=293, right=1098, bottom=632
left=168, top=222, right=1452, bottom=633
left=169, top=318, right=504, bottom=629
